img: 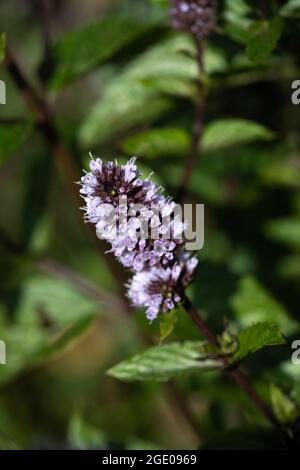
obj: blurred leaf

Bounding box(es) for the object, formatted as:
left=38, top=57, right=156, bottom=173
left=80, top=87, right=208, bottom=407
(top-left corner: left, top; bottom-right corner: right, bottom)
left=121, top=127, right=189, bottom=158
left=16, top=275, right=99, bottom=328
left=266, top=218, right=300, bottom=248
left=0, top=33, right=5, bottom=63
left=270, top=384, right=299, bottom=424
left=231, top=276, right=298, bottom=334
left=0, top=315, right=95, bottom=386
left=79, top=36, right=227, bottom=147
left=79, top=78, right=173, bottom=147
left=233, top=322, right=286, bottom=362
left=259, top=158, right=300, bottom=188
left=246, top=17, right=284, bottom=64
left=68, top=409, right=106, bottom=449
left=223, top=0, right=252, bottom=44
left=159, top=310, right=178, bottom=343
left=0, top=122, right=33, bottom=167
left=0, top=326, right=46, bottom=385
left=278, top=255, right=300, bottom=279
left=50, top=18, right=157, bottom=88
left=36, top=315, right=95, bottom=360
left=107, top=341, right=221, bottom=382
left=280, top=0, right=300, bottom=17
left=202, top=119, right=275, bottom=153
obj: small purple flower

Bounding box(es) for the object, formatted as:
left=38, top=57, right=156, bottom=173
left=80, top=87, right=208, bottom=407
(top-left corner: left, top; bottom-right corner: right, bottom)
left=169, top=0, right=216, bottom=39
left=127, top=257, right=198, bottom=321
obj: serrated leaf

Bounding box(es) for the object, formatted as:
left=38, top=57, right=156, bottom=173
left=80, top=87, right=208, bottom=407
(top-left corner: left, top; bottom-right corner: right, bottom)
left=0, top=33, right=5, bottom=63
left=230, top=276, right=298, bottom=334
left=270, top=384, right=299, bottom=424
left=107, top=341, right=221, bottom=382
left=246, top=16, right=284, bottom=64
left=121, top=127, right=190, bottom=158
left=233, top=322, right=286, bottom=362
left=0, top=122, right=33, bottom=167
left=280, top=0, right=300, bottom=17
left=50, top=18, right=157, bottom=88
left=160, top=310, right=178, bottom=343
left=202, top=119, right=275, bottom=153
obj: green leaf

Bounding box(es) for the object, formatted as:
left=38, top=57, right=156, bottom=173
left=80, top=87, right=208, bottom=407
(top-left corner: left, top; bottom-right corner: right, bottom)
left=79, top=35, right=226, bottom=147
left=0, top=315, right=95, bottom=386
left=159, top=310, right=178, bottom=343
left=270, top=384, right=299, bottom=424
left=266, top=218, right=300, bottom=248
left=121, top=127, right=190, bottom=158
left=231, top=276, right=298, bottom=334
left=50, top=17, right=157, bottom=88
left=107, top=341, right=221, bottom=382
left=16, top=274, right=99, bottom=328
left=223, top=0, right=252, bottom=44
left=36, top=315, right=95, bottom=360
left=0, top=33, right=5, bottom=63
left=246, top=16, right=284, bottom=64
left=68, top=409, right=106, bottom=449
left=0, top=122, right=33, bottom=167
left=233, top=322, right=286, bottom=362
left=79, top=79, right=172, bottom=147
left=202, top=119, right=275, bottom=153
left=280, top=0, right=300, bottom=17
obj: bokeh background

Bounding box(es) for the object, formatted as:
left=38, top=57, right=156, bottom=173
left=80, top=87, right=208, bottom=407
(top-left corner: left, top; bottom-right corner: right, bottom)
left=0, top=0, right=300, bottom=450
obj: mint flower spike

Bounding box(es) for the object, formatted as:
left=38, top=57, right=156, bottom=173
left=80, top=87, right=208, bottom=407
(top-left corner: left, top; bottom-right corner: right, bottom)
left=169, top=0, right=216, bottom=38
left=79, top=156, right=186, bottom=272
left=127, top=257, right=198, bottom=321
left=79, top=156, right=199, bottom=320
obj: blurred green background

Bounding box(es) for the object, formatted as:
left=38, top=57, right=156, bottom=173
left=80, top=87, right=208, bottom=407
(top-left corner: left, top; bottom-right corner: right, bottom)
left=0, top=0, right=300, bottom=450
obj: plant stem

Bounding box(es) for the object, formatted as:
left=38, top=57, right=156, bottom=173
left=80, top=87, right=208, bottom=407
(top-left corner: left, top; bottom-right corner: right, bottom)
left=183, top=295, right=280, bottom=429
left=178, top=39, right=205, bottom=201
